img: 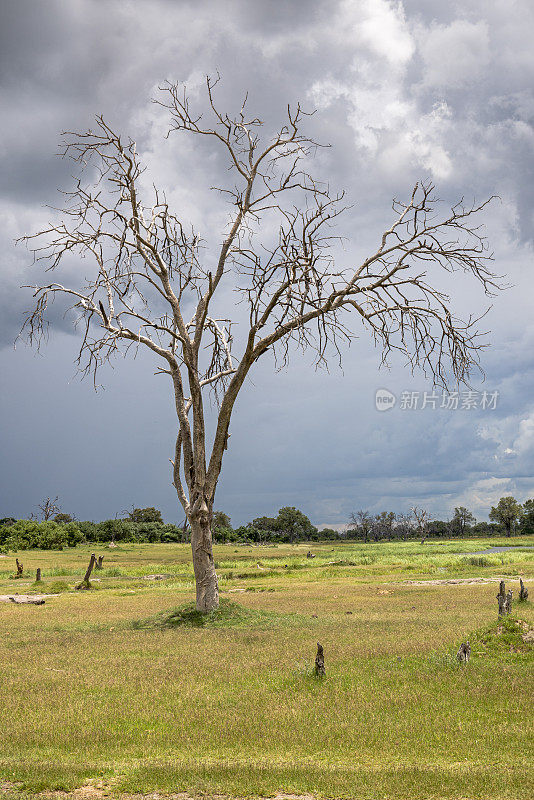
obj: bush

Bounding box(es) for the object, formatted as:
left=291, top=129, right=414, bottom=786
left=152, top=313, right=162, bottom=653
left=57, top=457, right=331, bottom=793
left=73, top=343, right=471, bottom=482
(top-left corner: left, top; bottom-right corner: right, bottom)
left=1, top=520, right=82, bottom=551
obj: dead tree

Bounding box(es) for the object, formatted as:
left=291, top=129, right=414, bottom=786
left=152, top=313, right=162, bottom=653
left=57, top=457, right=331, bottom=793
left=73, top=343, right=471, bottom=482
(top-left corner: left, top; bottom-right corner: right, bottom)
left=411, top=506, right=431, bottom=544
left=76, top=553, right=96, bottom=590
left=34, top=496, right=61, bottom=521
left=21, top=76, right=499, bottom=612
left=314, top=642, right=325, bottom=676
left=95, top=555, right=104, bottom=570
left=35, top=568, right=41, bottom=582
left=14, top=559, right=23, bottom=579
left=456, top=641, right=471, bottom=663
left=519, top=578, right=528, bottom=601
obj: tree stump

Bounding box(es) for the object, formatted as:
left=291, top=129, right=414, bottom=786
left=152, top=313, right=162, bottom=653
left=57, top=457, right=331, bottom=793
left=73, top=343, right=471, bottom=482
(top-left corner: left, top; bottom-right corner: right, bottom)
left=35, top=568, right=41, bottom=582
left=457, top=641, right=471, bottom=663
left=76, top=553, right=96, bottom=590
left=505, top=589, right=513, bottom=615
left=497, top=581, right=506, bottom=615
left=519, top=578, right=528, bottom=602
left=95, top=555, right=104, bottom=570
left=314, top=642, right=325, bottom=676
left=15, top=559, right=23, bottom=578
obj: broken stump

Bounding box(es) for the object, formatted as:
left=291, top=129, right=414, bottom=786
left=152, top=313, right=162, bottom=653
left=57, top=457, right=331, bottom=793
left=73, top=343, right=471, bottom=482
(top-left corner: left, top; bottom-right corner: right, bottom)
left=505, top=589, right=513, bottom=615
left=456, top=641, right=471, bottom=663
left=314, top=642, right=325, bottom=677
left=76, top=553, right=96, bottom=590
left=519, top=578, right=528, bottom=602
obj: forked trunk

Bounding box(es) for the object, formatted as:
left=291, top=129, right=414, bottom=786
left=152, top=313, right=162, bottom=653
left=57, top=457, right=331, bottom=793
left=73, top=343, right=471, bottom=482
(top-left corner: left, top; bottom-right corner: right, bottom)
left=190, top=517, right=219, bottom=612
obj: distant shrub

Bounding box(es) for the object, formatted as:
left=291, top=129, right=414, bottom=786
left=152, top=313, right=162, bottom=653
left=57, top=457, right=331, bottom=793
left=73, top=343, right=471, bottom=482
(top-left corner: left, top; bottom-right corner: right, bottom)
left=1, top=520, right=82, bottom=551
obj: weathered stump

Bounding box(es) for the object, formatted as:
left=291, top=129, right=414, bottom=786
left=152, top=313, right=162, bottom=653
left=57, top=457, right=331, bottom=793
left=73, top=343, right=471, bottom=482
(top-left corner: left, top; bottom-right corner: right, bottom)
left=76, top=553, right=96, bottom=590
left=95, top=555, right=104, bottom=570
left=497, top=581, right=506, bottom=615
left=519, top=578, right=528, bottom=602
left=505, top=589, right=513, bottom=615
left=456, top=641, right=471, bottom=663
left=35, top=568, right=41, bottom=582
left=15, top=559, right=23, bottom=578
left=314, top=642, right=325, bottom=676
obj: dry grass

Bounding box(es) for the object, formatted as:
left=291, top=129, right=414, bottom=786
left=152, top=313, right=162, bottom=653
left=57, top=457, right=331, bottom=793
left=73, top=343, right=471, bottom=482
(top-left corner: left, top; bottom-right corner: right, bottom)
left=0, top=538, right=532, bottom=799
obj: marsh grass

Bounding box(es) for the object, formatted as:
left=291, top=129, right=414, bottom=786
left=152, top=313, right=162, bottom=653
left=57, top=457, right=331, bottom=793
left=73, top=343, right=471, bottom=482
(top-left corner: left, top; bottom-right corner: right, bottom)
left=0, top=537, right=532, bottom=799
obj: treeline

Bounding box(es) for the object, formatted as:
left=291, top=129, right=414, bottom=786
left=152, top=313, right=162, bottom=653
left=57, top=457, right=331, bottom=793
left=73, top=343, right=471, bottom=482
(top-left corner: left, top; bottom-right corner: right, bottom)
left=1, top=496, right=533, bottom=552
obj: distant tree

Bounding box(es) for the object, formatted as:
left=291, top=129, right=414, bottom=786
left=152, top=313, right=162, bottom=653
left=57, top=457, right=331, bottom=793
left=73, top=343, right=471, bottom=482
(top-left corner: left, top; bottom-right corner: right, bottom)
left=411, top=506, right=431, bottom=542
left=395, top=512, right=415, bottom=541
left=348, top=510, right=373, bottom=542
left=276, top=507, right=317, bottom=542
left=32, top=496, right=61, bottom=521
left=520, top=499, right=534, bottom=535
left=373, top=511, right=396, bottom=541
left=489, top=496, right=523, bottom=537
left=54, top=512, right=74, bottom=524
left=451, top=506, right=476, bottom=537
left=212, top=510, right=234, bottom=542
left=126, top=507, right=164, bottom=524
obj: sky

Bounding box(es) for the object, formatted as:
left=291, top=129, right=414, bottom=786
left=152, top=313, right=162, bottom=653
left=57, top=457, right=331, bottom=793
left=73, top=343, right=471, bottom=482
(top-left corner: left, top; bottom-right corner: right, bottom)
left=0, top=0, right=533, bottom=528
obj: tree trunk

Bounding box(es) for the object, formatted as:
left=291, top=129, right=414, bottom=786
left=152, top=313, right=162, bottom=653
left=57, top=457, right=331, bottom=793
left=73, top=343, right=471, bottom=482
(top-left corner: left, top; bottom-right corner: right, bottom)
left=190, top=517, right=219, bottom=612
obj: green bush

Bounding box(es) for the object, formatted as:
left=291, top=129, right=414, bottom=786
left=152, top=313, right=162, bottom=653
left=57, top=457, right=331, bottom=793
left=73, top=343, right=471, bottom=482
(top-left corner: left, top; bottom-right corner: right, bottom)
left=1, top=520, right=82, bottom=551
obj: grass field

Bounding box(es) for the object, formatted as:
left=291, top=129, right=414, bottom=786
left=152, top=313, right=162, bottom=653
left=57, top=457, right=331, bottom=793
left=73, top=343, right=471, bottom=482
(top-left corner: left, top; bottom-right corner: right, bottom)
left=0, top=537, right=533, bottom=799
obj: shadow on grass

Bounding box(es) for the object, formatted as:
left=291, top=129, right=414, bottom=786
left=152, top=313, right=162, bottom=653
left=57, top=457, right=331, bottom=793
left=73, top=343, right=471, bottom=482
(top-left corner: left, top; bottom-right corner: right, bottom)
left=132, top=598, right=296, bottom=630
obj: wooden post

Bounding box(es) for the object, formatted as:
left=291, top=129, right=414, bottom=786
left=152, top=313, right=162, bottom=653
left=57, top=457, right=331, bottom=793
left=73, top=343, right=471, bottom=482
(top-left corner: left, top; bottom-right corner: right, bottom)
left=15, top=558, right=23, bottom=578
left=76, top=553, right=96, bottom=590
left=36, top=568, right=41, bottom=582
left=314, top=642, right=325, bottom=676
left=519, top=578, right=528, bottom=601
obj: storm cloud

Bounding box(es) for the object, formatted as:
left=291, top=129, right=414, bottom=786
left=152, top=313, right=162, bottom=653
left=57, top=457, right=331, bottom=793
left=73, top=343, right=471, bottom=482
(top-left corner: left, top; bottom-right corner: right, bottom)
left=1, top=0, right=533, bottom=526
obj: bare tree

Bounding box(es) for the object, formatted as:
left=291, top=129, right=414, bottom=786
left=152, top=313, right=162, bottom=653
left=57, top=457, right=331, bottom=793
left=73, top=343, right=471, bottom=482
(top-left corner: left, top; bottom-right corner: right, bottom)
left=32, top=496, right=61, bottom=522
left=411, top=505, right=431, bottom=543
left=20, top=77, right=498, bottom=611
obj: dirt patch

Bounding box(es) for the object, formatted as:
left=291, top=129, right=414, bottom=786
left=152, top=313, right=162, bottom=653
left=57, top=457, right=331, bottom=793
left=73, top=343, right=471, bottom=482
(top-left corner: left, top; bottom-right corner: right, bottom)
left=1, top=786, right=316, bottom=800
left=400, top=576, right=521, bottom=586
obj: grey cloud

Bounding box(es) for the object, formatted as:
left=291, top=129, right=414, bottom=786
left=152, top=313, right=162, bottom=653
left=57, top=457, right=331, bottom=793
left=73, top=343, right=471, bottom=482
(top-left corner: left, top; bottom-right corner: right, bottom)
left=1, top=0, right=533, bottom=526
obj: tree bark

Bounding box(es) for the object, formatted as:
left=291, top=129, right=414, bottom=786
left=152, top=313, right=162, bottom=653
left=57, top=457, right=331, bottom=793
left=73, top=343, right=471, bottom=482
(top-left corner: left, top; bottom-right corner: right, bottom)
left=190, top=517, right=219, bottom=612
left=36, top=568, right=41, bottom=582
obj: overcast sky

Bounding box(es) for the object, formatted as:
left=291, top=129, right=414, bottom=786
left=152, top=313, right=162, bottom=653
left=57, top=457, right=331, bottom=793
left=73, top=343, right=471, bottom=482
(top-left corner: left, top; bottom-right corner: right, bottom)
left=1, top=0, right=533, bottom=528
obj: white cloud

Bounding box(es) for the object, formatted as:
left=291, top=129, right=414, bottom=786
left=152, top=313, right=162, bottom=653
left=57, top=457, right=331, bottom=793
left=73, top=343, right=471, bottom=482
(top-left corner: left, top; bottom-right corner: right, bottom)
left=418, top=20, right=490, bottom=89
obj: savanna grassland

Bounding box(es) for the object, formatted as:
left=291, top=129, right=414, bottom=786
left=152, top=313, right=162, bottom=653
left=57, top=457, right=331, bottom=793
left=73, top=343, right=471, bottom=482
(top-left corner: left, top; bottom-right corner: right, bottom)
left=0, top=538, right=533, bottom=800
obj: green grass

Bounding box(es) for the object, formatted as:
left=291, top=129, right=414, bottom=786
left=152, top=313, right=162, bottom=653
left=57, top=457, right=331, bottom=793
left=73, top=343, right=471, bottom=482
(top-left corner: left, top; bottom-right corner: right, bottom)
left=0, top=537, right=532, bottom=799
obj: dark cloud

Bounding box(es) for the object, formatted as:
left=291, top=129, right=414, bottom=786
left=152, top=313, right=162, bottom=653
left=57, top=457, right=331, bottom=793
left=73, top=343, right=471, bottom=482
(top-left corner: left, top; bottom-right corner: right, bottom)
left=1, top=0, right=533, bottom=526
